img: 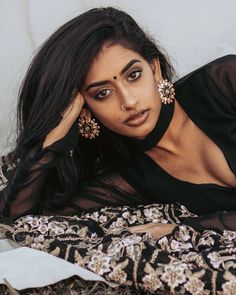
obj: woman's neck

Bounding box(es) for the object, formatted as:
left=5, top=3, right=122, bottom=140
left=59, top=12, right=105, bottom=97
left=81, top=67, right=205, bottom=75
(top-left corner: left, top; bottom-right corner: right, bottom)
left=152, top=100, right=190, bottom=154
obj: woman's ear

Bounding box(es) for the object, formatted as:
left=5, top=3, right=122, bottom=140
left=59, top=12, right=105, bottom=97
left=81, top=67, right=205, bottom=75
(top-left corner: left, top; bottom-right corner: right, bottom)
left=79, top=107, right=92, bottom=119
left=150, top=58, right=163, bottom=82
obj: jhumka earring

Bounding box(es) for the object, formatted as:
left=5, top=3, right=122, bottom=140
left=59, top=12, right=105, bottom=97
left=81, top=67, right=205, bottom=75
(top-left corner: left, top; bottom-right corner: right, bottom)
left=158, top=79, right=175, bottom=104
left=78, top=116, right=100, bottom=139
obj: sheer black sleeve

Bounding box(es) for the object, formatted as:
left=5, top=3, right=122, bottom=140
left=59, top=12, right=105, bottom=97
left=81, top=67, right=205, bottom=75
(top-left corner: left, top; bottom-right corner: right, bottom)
left=0, top=118, right=148, bottom=219
left=0, top=145, right=58, bottom=219
left=208, top=54, right=236, bottom=114
left=69, top=168, right=148, bottom=212
left=0, top=120, right=80, bottom=219
left=181, top=210, right=236, bottom=232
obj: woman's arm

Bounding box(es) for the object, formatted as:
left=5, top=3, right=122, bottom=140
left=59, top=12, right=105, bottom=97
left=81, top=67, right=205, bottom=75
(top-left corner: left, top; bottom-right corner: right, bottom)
left=0, top=93, right=84, bottom=219
left=0, top=145, right=58, bottom=219
left=127, top=210, right=236, bottom=239
left=0, top=121, right=79, bottom=219
left=181, top=210, right=236, bottom=232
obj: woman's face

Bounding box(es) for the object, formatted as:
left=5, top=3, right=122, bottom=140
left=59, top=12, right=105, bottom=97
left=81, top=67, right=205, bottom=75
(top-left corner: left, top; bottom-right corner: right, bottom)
left=81, top=43, right=163, bottom=139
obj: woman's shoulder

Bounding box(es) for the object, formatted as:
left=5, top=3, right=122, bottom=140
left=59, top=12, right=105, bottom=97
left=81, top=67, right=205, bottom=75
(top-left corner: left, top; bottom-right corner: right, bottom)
left=200, top=55, right=236, bottom=99
left=174, top=54, right=236, bottom=114
left=175, top=54, right=236, bottom=92
left=205, top=54, right=236, bottom=80
left=175, top=54, right=236, bottom=86
left=206, top=54, right=236, bottom=67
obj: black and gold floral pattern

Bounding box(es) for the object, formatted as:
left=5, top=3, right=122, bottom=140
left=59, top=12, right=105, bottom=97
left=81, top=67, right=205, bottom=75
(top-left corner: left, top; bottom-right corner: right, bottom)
left=1, top=203, right=236, bottom=294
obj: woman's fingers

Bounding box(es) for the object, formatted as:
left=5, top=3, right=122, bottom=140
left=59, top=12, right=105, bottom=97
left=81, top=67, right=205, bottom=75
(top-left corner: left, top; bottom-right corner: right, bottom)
left=43, top=92, right=85, bottom=149
left=129, top=223, right=155, bottom=230
left=61, top=92, right=85, bottom=122
left=129, top=223, right=176, bottom=238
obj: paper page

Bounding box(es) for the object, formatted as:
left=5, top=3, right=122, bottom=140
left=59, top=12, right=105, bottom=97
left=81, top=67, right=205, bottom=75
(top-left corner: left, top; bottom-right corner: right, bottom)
left=0, top=239, right=21, bottom=253
left=0, top=246, right=116, bottom=290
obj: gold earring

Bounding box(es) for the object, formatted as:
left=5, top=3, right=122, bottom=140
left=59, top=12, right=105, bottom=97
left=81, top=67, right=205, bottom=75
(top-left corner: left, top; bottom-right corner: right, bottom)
left=78, top=116, right=100, bottom=139
left=158, top=79, right=175, bottom=104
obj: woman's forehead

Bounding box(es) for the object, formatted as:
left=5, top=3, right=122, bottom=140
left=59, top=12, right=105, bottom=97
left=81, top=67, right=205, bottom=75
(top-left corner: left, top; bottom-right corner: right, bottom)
left=85, top=44, right=144, bottom=81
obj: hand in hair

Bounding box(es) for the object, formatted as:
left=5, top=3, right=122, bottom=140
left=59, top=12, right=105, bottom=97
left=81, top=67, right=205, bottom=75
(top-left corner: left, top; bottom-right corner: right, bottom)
left=43, top=92, right=85, bottom=150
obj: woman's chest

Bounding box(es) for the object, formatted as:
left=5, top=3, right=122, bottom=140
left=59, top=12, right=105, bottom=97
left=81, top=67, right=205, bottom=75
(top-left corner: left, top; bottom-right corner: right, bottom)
left=145, top=121, right=236, bottom=188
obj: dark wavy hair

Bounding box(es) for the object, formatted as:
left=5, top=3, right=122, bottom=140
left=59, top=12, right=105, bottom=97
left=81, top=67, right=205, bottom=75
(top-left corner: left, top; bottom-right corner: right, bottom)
left=9, top=7, right=174, bottom=211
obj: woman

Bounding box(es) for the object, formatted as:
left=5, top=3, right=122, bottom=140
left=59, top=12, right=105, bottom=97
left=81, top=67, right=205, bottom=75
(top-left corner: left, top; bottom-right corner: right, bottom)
left=0, top=7, right=235, bottom=237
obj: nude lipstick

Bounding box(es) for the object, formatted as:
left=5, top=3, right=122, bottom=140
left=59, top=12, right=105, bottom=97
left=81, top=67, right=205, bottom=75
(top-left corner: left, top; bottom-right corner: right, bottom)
left=124, top=109, right=149, bottom=126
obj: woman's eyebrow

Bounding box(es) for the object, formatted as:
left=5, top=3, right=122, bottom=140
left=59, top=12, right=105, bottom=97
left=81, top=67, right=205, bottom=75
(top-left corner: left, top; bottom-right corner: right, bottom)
left=121, top=59, right=141, bottom=74
left=85, top=59, right=141, bottom=91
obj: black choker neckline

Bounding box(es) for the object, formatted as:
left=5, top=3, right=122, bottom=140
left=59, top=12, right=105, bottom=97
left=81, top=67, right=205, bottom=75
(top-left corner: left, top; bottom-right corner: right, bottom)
left=126, top=101, right=175, bottom=151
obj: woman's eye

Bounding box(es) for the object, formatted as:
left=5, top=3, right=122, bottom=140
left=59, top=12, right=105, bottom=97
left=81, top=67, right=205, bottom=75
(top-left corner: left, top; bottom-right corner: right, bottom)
left=95, top=89, right=112, bottom=100
left=128, top=70, right=142, bottom=81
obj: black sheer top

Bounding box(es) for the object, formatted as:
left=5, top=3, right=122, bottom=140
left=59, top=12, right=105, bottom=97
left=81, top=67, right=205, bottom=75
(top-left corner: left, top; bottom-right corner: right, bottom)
left=0, top=54, right=236, bottom=232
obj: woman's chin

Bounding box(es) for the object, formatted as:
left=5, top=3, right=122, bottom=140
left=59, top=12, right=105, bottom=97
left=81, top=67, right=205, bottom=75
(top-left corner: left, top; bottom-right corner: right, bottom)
left=125, top=124, right=156, bottom=140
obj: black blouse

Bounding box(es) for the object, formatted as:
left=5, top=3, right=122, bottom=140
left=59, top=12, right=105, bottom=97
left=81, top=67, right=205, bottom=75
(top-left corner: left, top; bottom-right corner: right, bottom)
left=121, top=54, right=236, bottom=214
left=0, top=54, right=236, bottom=232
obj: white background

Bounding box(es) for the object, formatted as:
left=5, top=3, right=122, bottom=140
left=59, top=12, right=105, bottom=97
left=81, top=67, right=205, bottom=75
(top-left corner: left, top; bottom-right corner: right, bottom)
left=0, top=0, right=235, bottom=155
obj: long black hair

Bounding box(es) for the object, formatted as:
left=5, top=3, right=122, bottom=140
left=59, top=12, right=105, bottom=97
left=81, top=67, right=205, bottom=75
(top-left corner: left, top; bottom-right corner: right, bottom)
left=9, top=7, right=174, bottom=211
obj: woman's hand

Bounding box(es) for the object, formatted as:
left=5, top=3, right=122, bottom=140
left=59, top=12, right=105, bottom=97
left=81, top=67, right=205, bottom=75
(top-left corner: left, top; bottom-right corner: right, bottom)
left=129, top=222, right=177, bottom=239
left=43, top=92, right=85, bottom=149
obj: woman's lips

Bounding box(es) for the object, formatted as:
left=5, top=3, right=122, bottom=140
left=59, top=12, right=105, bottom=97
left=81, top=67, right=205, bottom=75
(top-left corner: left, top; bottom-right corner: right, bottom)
left=124, top=109, right=149, bottom=126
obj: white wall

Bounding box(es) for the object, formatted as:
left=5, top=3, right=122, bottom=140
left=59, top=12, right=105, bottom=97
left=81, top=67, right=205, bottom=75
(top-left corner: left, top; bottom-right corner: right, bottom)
left=0, top=0, right=235, bottom=155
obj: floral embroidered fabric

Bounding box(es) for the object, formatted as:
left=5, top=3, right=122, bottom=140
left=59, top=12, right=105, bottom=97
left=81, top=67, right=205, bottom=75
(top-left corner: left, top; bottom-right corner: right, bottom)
left=1, top=202, right=236, bottom=294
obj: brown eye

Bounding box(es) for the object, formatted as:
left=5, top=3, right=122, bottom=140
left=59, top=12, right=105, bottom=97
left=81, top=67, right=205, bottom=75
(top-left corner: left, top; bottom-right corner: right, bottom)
left=128, top=70, right=142, bottom=81
left=95, top=89, right=112, bottom=100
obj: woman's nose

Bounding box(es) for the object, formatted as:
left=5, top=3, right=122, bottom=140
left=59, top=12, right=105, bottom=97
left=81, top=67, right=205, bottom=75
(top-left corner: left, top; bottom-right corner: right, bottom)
left=119, top=88, right=139, bottom=111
